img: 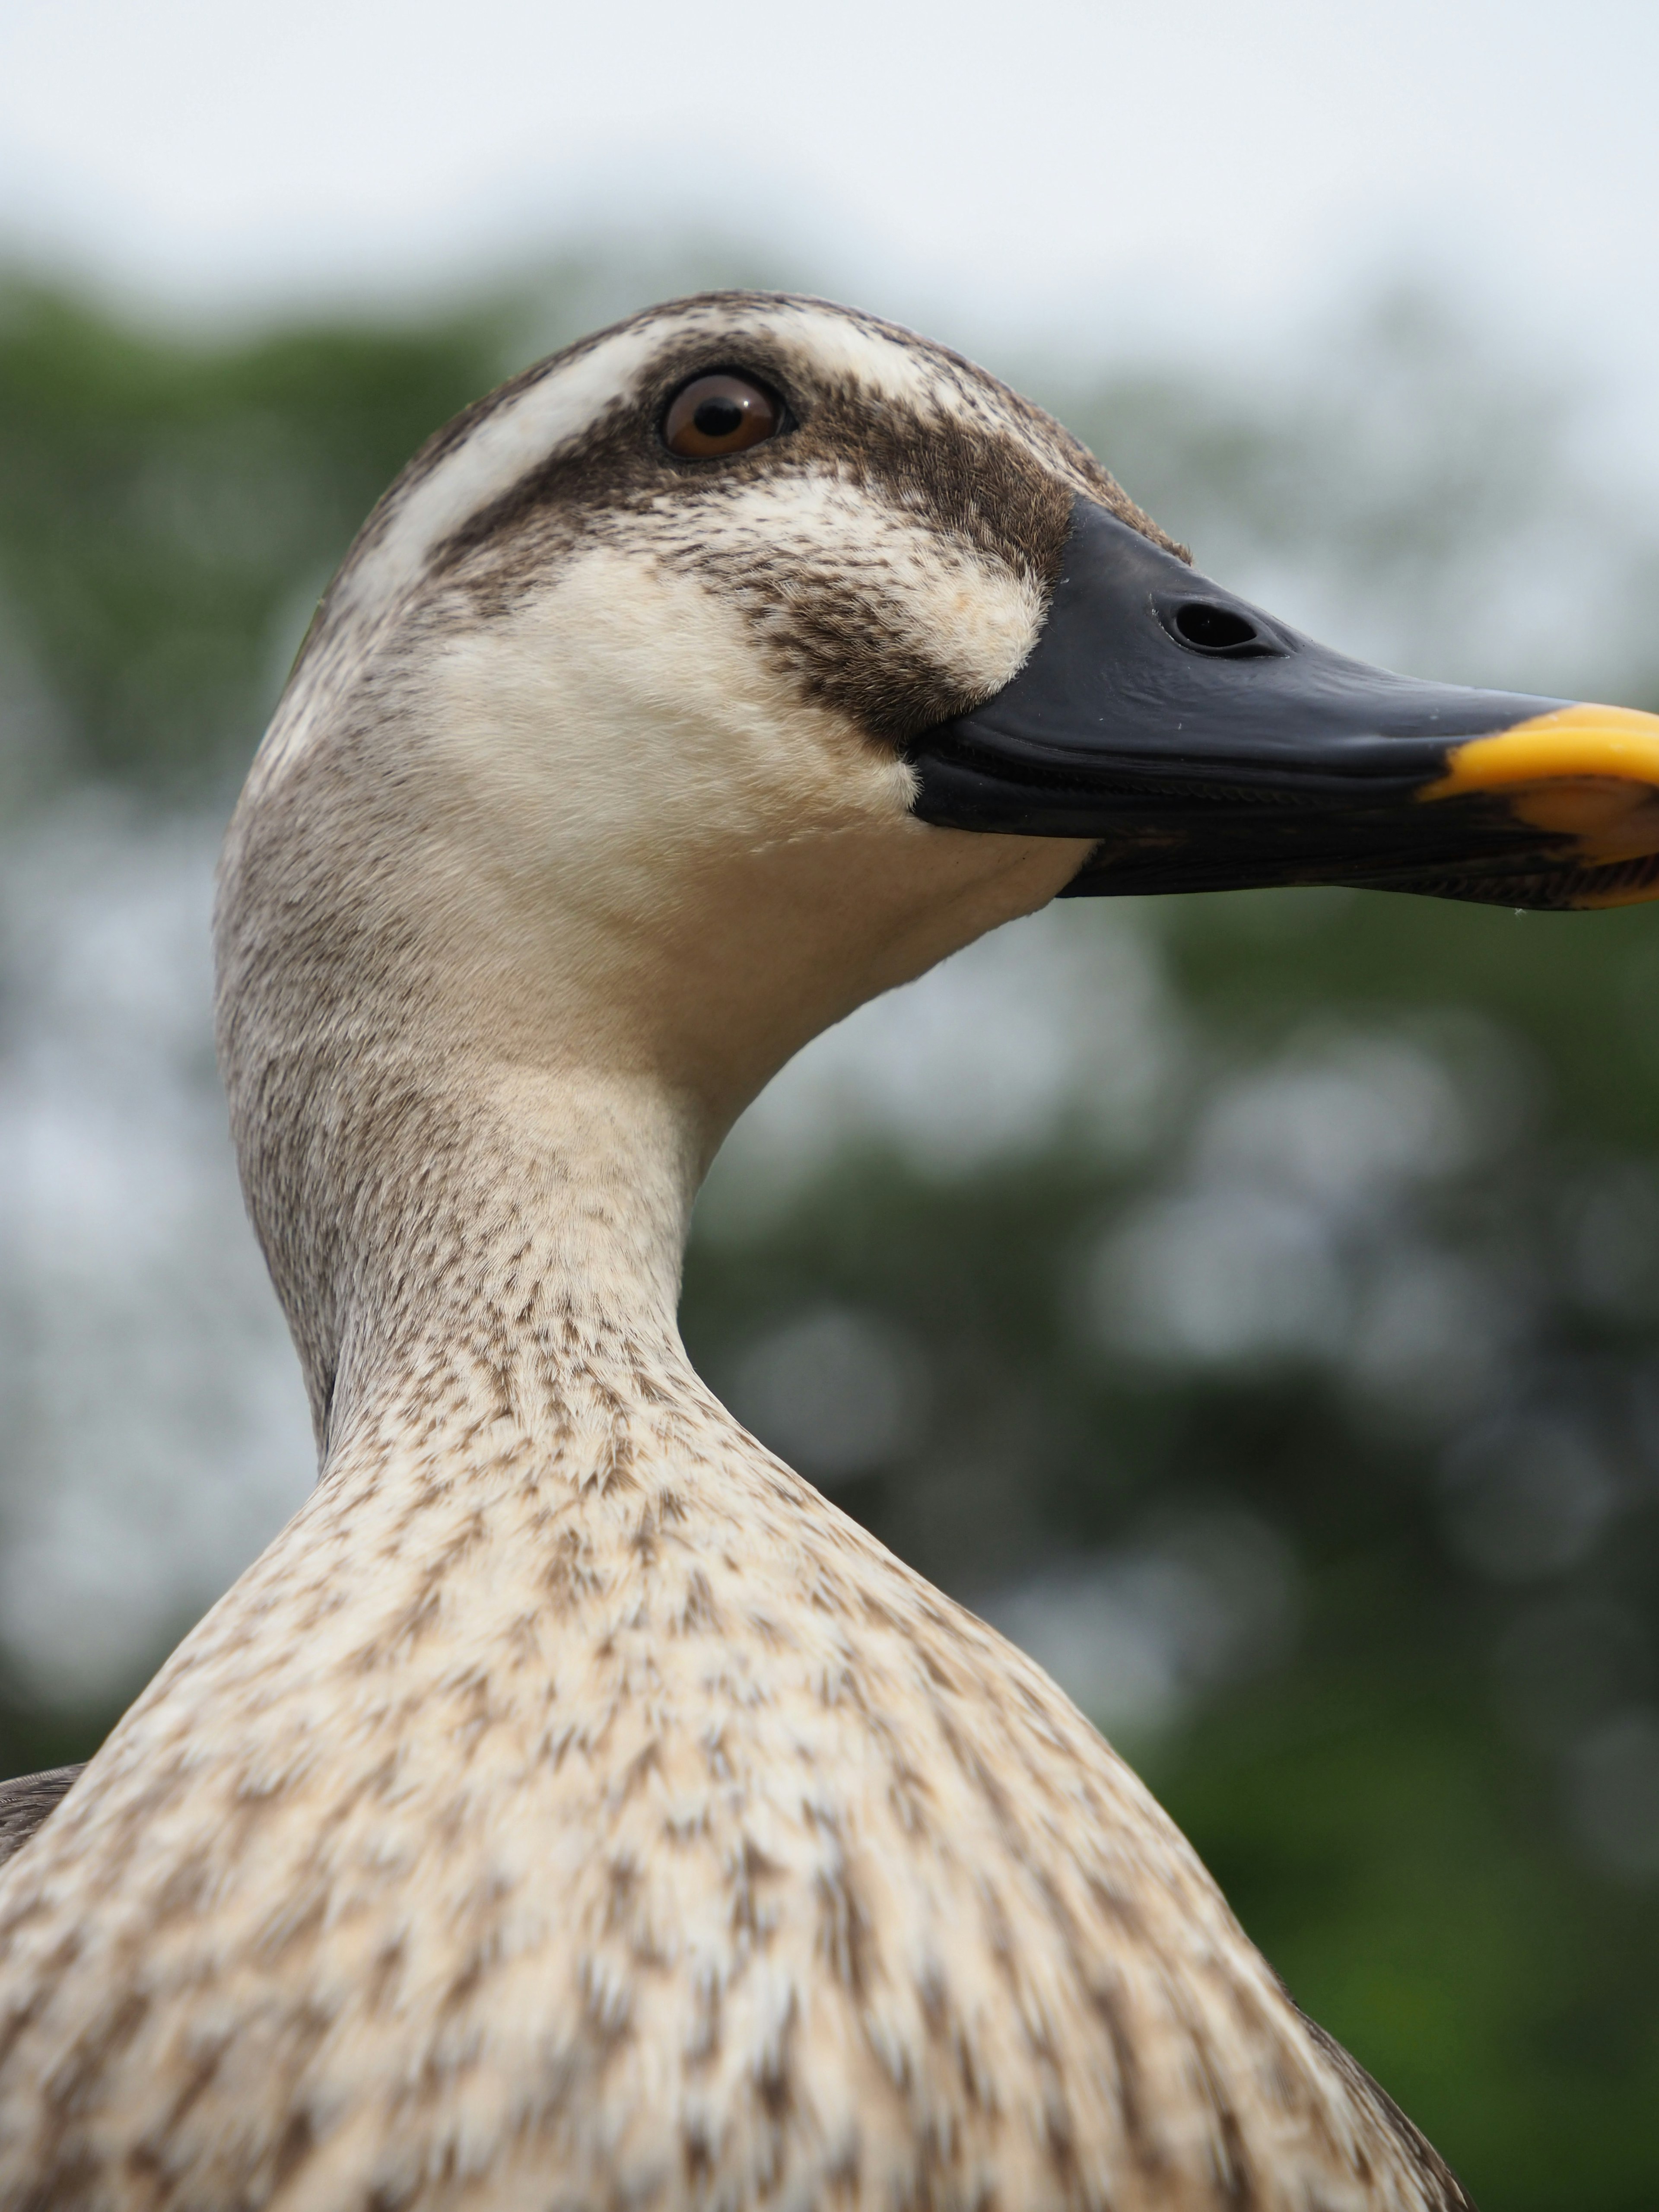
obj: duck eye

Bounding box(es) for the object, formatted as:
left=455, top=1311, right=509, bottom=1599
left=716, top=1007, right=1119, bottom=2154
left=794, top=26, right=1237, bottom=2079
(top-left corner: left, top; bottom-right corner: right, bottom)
left=663, top=373, right=781, bottom=459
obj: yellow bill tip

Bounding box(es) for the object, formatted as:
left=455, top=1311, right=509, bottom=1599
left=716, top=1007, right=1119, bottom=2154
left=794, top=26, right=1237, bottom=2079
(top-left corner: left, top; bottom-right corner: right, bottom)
left=1428, top=702, right=1659, bottom=795
left=1424, top=703, right=1659, bottom=905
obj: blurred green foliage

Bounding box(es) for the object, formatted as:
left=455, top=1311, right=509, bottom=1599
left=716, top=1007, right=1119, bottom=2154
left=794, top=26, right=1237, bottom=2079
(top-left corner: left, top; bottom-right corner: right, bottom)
left=0, top=277, right=512, bottom=787
left=3, top=259, right=1659, bottom=2209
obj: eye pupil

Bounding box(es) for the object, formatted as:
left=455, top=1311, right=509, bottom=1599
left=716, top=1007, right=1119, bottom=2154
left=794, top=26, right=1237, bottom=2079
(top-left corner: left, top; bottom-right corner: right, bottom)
left=663, top=372, right=782, bottom=458
left=693, top=397, right=744, bottom=439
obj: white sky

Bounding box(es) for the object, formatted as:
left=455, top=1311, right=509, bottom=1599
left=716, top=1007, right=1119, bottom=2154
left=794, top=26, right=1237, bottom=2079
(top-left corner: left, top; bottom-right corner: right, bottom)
left=2, top=0, right=1658, bottom=410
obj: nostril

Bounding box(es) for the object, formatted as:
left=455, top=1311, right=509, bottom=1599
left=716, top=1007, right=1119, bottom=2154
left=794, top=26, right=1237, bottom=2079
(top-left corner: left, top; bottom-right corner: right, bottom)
left=1172, top=602, right=1261, bottom=653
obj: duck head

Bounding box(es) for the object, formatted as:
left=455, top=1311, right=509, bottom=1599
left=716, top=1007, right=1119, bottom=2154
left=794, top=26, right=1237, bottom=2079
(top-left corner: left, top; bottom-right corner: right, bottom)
left=218, top=292, right=1659, bottom=1427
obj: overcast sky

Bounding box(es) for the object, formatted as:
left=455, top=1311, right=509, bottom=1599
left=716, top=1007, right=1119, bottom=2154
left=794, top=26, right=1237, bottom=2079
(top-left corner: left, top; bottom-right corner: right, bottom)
left=3, top=1, right=1658, bottom=432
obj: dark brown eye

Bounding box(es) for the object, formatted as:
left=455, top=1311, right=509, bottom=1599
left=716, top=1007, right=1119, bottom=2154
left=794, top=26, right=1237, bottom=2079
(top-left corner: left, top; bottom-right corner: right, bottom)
left=663, top=372, right=781, bottom=459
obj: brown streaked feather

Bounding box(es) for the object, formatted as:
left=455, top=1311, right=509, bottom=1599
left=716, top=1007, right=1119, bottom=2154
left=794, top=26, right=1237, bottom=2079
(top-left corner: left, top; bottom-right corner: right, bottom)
left=1296, top=2012, right=1472, bottom=2209
left=0, top=1767, right=84, bottom=1870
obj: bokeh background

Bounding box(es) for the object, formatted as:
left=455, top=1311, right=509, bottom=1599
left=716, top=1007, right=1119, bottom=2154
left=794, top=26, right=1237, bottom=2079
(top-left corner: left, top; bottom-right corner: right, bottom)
left=4, top=2, right=1659, bottom=2202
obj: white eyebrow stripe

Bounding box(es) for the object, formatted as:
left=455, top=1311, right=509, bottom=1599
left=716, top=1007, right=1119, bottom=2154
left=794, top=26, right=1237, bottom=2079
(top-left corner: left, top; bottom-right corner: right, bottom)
left=700, top=302, right=948, bottom=410
left=350, top=301, right=957, bottom=620
left=345, top=322, right=665, bottom=622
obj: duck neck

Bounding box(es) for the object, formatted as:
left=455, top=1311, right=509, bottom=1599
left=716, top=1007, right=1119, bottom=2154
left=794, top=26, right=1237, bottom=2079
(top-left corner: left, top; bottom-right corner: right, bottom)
left=216, top=680, right=1092, bottom=1476
left=246, top=1039, right=709, bottom=1472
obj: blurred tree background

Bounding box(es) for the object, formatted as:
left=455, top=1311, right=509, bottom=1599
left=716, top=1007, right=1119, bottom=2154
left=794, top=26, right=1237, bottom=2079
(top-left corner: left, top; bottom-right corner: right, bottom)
left=2, top=251, right=1658, bottom=2209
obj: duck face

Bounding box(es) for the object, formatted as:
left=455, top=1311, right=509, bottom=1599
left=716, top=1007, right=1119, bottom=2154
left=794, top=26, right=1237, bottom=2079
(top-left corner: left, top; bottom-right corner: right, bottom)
left=244, top=295, right=1151, bottom=1124
left=242, top=292, right=1659, bottom=1126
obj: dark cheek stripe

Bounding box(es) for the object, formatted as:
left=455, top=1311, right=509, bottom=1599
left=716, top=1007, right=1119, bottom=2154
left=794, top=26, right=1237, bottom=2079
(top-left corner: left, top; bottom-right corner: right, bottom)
left=673, top=539, right=1006, bottom=748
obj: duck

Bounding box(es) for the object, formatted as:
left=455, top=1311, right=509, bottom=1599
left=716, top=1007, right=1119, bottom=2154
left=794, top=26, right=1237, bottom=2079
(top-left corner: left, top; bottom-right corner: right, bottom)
left=1, top=289, right=1657, bottom=2212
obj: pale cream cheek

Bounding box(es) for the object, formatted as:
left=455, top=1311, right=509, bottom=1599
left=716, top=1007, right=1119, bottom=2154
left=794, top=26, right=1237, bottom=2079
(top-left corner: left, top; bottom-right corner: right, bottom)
left=412, top=545, right=919, bottom=909
left=381, top=540, right=1083, bottom=1115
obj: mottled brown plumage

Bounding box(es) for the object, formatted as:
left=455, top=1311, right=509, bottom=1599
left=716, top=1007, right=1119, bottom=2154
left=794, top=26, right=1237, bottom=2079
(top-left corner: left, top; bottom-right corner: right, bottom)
left=0, top=295, right=1471, bottom=2209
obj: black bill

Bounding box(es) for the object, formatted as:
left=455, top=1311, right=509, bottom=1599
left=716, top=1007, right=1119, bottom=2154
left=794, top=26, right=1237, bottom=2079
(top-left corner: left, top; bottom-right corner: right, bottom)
left=908, top=496, right=1659, bottom=911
